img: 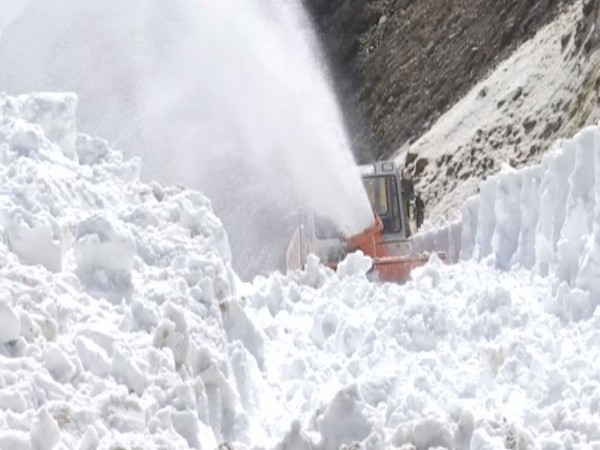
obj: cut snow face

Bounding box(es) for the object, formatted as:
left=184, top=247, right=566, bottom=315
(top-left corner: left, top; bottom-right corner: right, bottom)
left=2, top=92, right=600, bottom=449
left=0, top=92, right=237, bottom=449
left=414, top=124, right=600, bottom=317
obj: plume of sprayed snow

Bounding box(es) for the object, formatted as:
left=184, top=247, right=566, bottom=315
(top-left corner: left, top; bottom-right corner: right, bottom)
left=6, top=89, right=600, bottom=450
left=143, top=0, right=373, bottom=236
left=0, top=0, right=29, bottom=40
left=0, top=0, right=374, bottom=278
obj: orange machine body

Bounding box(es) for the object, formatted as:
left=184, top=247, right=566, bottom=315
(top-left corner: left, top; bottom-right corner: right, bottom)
left=345, top=215, right=441, bottom=282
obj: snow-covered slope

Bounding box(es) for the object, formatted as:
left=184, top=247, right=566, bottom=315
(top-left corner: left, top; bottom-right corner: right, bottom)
left=401, top=0, right=600, bottom=222
left=2, top=92, right=600, bottom=449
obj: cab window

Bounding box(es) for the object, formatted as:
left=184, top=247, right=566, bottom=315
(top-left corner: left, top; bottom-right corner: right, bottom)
left=363, top=177, right=388, bottom=216
left=363, top=175, right=402, bottom=233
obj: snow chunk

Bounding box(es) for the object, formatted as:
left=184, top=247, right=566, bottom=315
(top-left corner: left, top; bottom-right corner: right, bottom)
left=112, top=346, right=146, bottom=396
left=77, top=427, right=99, bottom=450
left=18, top=93, right=77, bottom=158
left=0, top=390, right=27, bottom=413
left=75, top=134, right=110, bottom=165
left=98, top=389, right=146, bottom=433
left=337, top=251, right=373, bottom=279
left=275, top=420, right=315, bottom=450
left=221, top=298, right=265, bottom=370
left=0, top=431, right=31, bottom=450
left=291, top=253, right=330, bottom=288
left=492, top=165, right=522, bottom=270
left=318, top=384, right=384, bottom=450
left=44, top=344, right=76, bottom=383
left=0, top=290, right=20, bottom=343
left=152, top=302, right=189, bottom=368
left=175, top=191, right=232, bottom=262
left=30, top=407, right=60, bottom=450
left=392, top=418, right=455, bottom=449
left=74, top=213, right=136, bottom=302
left=74, top=335, right=111, bottom=378
left=2, top=207, right=63, bottom=272
left=8, top=121, right=43, bottom=156
left=171, top=410, right=217, bottom=450
left=469, top=428, right=505, bottom=449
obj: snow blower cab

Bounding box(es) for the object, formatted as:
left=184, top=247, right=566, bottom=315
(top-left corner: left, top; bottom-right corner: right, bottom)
left=286, top=161, right=439, bottom=282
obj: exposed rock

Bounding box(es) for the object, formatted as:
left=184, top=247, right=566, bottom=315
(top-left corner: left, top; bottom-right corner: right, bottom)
left=512, top=87, right=524, bottom=102
left=523, top=117, right=537, bottom=133
left=405, top=151, right=418, bottom=165
left=583, top=0, right=595, bottom=16
left=529, top=143, right=541, bottom=155
left=540, top=117, right=563, bottom=139
left=414, top=157, right=429, bottom=176
left=305, top=0, right=572, bottom=162
left=561, top=32, right=572, bottom=50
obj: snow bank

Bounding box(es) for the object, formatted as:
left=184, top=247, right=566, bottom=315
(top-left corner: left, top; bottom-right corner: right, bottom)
left=249, top=124, right=600, bottom=448
left=3, top=90, right=600, bottom=449
left=255, top=251, right=600, bottom=449
left=0, top=92, right=248, bottom=449
left=416, top=124, right=600, bottom=320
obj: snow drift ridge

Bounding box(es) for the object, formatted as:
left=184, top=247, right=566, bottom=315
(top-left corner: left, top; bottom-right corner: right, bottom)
left=416, top=124, right=600, bottom=318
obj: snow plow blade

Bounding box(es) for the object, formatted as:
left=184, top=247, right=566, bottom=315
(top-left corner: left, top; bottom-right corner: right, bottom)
left=371, top=254, right=446, bottom=283
left=347, top=215, right=447, bottom=283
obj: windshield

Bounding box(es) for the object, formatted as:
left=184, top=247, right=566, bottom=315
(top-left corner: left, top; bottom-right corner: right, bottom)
left=362, top=175, right=402, bottom=233
left=363, top=176, right=389, bottom=216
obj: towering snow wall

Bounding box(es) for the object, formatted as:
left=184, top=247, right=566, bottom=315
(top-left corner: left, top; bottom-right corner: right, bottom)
left=415, top=124, right=600, bottom=317
left=0, top=92, right=271, bottom=448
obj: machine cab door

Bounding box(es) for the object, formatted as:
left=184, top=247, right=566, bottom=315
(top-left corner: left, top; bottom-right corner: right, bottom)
left=359, top=161, right=415, bottom=240
left=362, top=174, right=405, bottom=237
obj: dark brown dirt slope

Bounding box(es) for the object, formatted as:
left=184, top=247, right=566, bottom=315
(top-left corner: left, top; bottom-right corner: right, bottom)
left=305, top=0, right=574, bottom=163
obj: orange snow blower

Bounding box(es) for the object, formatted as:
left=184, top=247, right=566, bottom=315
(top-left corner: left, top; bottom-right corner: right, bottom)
left=286, top=161, right=446, bottom=283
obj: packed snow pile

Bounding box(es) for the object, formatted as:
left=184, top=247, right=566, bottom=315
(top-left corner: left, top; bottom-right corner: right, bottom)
left=252, top=124, right=600, bottom=448
left=251, top=255, right=600, bottom=449
left=0, top=92, right=241, bottom=449
left=2, top=91, right=600, bottom=450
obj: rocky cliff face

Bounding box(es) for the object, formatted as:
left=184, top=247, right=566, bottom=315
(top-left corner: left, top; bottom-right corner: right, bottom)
left=407, top=0, right=600, bottom=221
left=305, top=0, right=574, bottom=163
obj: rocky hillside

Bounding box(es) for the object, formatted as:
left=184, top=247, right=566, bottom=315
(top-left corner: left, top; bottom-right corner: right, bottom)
left=402, top=0, right=600, bottom=220
left=305, top=0, right=575, bottom=163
